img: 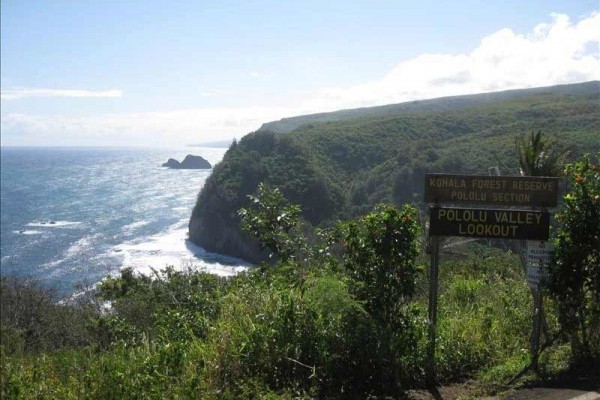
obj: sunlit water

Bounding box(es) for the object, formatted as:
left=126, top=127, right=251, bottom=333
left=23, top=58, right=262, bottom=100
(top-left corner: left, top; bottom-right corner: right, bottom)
left=0, top=146, right=247, bottom=295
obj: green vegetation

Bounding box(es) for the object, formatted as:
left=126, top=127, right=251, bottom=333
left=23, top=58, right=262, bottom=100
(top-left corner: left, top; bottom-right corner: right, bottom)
left=238, top=183, right=306, bottom=262
left=3, top=155, right=599, bottom=398
left=549, top=153, right=600, bottom=363
left=3, top=81, right=600, bottom=397
left=515, top=130, right=572, bottom=177
left=190, top=81, right=600, bottom=262
left=259, top=81, right=600, bottom=134
left=0, top=277, right=98, bottom=354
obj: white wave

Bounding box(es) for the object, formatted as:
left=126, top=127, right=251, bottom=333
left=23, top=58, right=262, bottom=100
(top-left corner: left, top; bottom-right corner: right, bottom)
left=41, top=258, right=65, bottom=269
left=58, top=285, right=95, bottom=305
left=26, top=220, right=82, bottom=228
left=64, top=234, right=98, bottom=258
left=112, top=220, right=248, bottom=278
left=40, top=234, right=100, bottom=270
left=13, top=229, right=43, bottom=235
left=122, top=220, right=151, bottom=234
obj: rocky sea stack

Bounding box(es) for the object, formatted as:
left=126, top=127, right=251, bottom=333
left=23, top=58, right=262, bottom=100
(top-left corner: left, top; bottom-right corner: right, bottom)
left=162, top=155, right=211, bottom=169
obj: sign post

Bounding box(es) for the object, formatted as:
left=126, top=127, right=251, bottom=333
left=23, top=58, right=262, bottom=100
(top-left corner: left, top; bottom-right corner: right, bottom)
left=525, top=240, right=554, bottom=370
left=531, top=288, right=542, bottom=370
left=425, top=173, right=558, bottom=385
left=427, top=234, right=440, bottom=385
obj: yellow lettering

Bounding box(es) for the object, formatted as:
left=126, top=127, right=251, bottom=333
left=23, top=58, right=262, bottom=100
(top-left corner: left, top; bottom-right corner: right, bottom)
left=438, top=209, right=447, bottom=220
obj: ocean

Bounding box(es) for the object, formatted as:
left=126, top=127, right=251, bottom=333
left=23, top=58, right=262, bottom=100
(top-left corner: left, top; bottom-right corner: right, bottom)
left=0, top=146, right=247, bottom=295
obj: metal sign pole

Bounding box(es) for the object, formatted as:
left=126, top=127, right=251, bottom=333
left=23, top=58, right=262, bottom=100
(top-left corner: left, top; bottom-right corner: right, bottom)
left=531, top=288, right=542, bottom=371
left=526, top=239, right=553, bottom=372
left=427, top=234, right=440, bottom=386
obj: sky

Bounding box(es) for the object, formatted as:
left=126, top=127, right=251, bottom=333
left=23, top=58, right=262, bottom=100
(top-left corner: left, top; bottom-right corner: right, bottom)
left=1, top=0, right=599, bottom=147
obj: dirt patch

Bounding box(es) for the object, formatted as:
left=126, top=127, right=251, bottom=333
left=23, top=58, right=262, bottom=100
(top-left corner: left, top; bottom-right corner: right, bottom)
left=407, top=381, right=494, bottom=400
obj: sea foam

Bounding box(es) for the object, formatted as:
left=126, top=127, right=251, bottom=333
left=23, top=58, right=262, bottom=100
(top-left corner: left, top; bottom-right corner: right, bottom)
left=26, top=221, right=82, bottom=228
left=113, top=220, right=248, bottom=277
left=13, top=230, right=43, bottom=235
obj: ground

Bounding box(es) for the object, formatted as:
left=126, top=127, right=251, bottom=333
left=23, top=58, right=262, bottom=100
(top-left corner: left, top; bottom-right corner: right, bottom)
left=406, top=374, right=600, bottom=400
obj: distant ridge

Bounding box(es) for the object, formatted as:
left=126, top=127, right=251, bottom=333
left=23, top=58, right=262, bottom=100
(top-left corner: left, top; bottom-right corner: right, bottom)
left=259, top=81, right=599, bottom=133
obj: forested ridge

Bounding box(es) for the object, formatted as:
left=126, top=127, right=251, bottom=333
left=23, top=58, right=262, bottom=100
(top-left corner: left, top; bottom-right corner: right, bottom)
left=259, top=81, right=600, bottom=134
left=189, top=81, right=600, bottom=262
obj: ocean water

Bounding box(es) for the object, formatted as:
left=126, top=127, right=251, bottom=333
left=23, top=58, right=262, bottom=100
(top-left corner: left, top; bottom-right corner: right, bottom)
left=0, top=146, right=247, bottom=295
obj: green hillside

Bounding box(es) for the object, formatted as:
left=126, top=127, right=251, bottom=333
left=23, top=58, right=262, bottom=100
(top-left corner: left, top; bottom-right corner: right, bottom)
left=259, top=81, right=600, bottom=133
left=189, top=81, right=600, bottom=262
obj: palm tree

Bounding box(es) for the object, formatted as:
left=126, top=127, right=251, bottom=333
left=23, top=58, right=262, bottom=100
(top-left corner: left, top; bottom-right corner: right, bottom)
left=514, top=130, right=573, bottom=370
left=515, top=130, right=571, bottom=177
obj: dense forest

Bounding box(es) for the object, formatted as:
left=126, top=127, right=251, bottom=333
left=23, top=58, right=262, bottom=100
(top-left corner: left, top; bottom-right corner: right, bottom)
left=189, top=81, right=600, bottom=262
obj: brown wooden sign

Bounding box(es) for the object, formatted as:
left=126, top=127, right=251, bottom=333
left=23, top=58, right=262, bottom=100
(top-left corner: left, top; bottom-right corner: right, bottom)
left=425, top=174, right=559, bottom=207
left=429, top=207, right=550, bottom=240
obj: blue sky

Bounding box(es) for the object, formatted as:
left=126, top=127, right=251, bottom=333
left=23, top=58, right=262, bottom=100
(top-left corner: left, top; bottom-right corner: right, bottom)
left=1, top=1, right=598, bottom=146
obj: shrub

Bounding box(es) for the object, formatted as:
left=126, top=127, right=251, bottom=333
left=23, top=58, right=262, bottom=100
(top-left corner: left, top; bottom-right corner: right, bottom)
left=550, top=153, right=600, bottom=363
left=238, top=183, right=306, bottom=262
left=237, top=185, right=426, bottom=396
left=0, top=276, right=97, bottom=355
left=97, top=267, right=227, bottom=344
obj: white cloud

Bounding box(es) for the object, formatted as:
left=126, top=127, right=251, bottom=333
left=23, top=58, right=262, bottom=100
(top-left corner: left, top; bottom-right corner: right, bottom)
left=1, top=88, right=123, bottom=100
left=2, top=12, right=598, bottom=146
left=300, top=12, right=600, bottom=112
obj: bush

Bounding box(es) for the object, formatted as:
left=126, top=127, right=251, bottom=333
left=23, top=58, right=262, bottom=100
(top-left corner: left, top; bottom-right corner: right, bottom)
left=0, top=276, right=97, bottom=355
left=97, top=267, right=227, bottom=344
left=237, top=186, right=425, bottom=396
left=550, top=153, right=600, bottom=363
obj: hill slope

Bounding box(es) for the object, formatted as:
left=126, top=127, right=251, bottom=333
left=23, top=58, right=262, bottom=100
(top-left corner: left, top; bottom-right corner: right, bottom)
left=189, top=81, right=600, bottom=262
left=259, top=81, right=599, bottom=133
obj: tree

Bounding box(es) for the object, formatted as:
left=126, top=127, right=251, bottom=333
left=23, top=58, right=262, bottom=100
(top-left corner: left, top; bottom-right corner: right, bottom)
left=0, top=276, right=97, bottom=354
left=338, top=204, right=422, bottom=394
left=340, top=204, right=421, bottom=325
left=515, top=130, right=571, bottom=177
left=549, top=154, right=600, bottom=362
left=514, top=130, right=570, bottom=355
left=238, top=183, right=305, bottom=262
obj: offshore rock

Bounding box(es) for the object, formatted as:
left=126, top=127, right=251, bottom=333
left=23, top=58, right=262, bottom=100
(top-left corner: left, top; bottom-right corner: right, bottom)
left=162, top=158, right=181, bottom=168
left=162, top=155, right=211, bottom=169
